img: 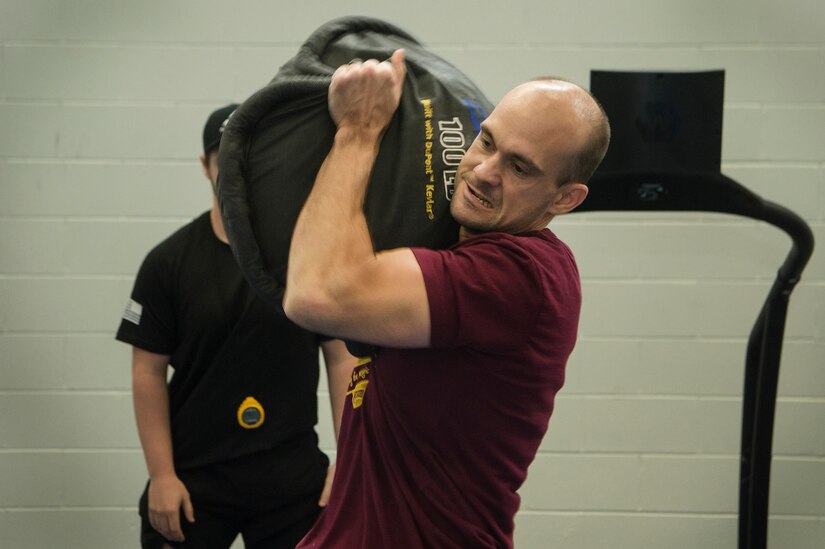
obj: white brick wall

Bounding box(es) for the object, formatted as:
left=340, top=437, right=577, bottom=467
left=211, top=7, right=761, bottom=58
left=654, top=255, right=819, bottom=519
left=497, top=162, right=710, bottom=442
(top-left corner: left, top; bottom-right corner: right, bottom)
left=1, top=1, right=822, bottom=547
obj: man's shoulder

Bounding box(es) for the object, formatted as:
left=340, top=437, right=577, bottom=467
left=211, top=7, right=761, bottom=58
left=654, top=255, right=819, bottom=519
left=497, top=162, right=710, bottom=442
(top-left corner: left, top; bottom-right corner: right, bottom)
left=145, top=211, right=211, bottom=260
left=414, top=229, right=575, bottom=285
left=454, top=230, right=578, bottom=285
left=453, top=229, right=563, bottom=256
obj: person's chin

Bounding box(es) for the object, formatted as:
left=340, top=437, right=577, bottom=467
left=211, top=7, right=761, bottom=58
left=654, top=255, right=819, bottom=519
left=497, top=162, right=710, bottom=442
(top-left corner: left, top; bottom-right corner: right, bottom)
left=454, top=211, right=494, bottom=236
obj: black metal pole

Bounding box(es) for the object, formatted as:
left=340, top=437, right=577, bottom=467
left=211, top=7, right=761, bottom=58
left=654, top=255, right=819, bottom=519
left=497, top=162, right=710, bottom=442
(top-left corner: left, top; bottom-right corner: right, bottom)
left=737, top=201, right=813, bottom=549
left=739, top=289, right=790, bottom=549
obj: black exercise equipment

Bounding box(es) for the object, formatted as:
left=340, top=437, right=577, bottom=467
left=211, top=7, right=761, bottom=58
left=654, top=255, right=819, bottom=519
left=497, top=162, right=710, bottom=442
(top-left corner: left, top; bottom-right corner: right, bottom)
left=580, top=69, right=815, bottom=549
left=218, top=16, right=493, bottom=312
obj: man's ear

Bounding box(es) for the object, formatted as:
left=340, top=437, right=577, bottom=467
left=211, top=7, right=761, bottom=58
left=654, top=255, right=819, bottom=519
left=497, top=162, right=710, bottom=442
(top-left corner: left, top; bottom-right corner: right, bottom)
left=549, top=182, right=589, bottom=216
left=199, top=153, right=210, bottom=180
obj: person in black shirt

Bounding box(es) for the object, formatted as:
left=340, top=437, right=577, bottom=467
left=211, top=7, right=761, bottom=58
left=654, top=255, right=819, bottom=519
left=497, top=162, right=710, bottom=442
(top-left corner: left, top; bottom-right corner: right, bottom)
left=117, top=104, right=354, bottom=549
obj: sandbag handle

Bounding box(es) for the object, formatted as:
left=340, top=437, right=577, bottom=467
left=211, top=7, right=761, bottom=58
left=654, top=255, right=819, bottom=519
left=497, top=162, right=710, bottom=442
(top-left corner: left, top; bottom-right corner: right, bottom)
left=217, top=79, right=328, bottom=313
left=284, top=16, right=421, bottom=78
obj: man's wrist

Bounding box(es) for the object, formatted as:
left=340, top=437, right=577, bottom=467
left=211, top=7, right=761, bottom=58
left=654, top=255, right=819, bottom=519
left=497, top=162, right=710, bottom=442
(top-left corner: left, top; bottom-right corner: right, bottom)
left=148, top=468, right=177, bottom=481
left=334, top=124, right=385, bottom=151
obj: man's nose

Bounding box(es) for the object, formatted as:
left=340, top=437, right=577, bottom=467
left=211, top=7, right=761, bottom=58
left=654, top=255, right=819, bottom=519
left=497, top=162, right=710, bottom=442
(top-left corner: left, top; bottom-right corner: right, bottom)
left=473, top=155, right=502, bottom=187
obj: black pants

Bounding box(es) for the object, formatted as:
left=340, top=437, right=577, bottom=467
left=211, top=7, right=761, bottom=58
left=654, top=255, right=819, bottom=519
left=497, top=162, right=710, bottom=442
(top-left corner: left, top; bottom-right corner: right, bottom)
left=139, top=446, right=327, bottom=549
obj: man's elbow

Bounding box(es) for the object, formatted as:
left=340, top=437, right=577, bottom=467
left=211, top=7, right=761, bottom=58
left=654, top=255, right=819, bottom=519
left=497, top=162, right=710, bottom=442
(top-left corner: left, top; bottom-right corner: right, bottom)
left=282, top=286, right=316, bottom=329
left=283, top=286, right=338, bottom=333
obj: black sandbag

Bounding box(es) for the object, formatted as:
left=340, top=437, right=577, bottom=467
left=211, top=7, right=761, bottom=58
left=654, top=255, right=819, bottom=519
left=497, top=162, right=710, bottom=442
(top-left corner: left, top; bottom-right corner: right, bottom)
left=218, top=16, right=493, bottom=312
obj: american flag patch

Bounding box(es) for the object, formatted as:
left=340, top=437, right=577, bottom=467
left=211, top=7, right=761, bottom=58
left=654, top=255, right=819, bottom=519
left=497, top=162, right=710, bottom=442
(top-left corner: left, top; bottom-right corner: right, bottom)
left=122, top=299, right=143, bottom=325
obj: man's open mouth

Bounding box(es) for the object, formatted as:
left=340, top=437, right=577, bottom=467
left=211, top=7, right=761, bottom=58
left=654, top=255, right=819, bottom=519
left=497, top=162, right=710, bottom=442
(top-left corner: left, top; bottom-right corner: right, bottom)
left=468, top=186, right=493, bottom=209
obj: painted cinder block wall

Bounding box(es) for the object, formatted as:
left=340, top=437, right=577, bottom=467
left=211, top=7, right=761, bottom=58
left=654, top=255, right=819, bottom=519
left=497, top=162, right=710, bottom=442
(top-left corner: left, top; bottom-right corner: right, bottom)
left=1, top=1, right=822, bottom=547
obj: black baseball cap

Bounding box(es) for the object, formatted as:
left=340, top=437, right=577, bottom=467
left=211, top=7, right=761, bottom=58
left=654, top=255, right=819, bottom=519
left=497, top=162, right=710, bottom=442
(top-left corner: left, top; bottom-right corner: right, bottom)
left=202, top=103, right=239, bottom=155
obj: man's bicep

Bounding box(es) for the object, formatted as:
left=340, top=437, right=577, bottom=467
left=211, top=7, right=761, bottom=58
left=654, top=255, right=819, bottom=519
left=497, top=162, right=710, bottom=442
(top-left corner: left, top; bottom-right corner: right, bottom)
left=341, top=248, right=431, bottom=348
left=132, top=347, right=170, bottom=377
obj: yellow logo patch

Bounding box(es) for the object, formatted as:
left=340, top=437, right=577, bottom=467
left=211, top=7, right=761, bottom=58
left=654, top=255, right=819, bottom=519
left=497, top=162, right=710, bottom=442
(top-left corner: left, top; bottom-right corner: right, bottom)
left=346, top=357, right=372, bottom=410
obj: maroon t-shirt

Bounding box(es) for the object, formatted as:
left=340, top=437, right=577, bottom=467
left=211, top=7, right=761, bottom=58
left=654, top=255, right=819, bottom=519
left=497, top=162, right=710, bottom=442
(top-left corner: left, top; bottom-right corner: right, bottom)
left=298, top=229, right=582, bottom=548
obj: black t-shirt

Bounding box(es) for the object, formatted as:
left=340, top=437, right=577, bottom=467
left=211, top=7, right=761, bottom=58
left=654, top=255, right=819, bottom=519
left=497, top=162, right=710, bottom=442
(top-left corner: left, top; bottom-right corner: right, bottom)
left=117, top=212, right=325, bottom=472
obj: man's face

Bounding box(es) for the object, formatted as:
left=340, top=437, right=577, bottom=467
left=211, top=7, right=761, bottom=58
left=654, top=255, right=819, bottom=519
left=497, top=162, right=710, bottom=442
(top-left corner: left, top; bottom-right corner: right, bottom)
left=450, top=81, right=586, bottom=238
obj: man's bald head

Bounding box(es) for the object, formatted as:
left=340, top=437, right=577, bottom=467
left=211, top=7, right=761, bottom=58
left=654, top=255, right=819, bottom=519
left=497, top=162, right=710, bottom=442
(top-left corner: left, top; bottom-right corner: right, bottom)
left=504, top=78, right=611, bottom=186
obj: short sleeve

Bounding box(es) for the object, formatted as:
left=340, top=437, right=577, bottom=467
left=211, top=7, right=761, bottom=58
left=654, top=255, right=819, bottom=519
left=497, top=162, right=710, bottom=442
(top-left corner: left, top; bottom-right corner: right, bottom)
left=115, top=248, right=177, bottom=355
left=412, top=237, right=544, bottom=351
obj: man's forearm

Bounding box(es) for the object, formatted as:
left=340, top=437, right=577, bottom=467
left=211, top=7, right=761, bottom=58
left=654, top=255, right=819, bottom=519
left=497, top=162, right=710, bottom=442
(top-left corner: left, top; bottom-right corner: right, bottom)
left=132, top=362, right=176, bottom=480
left=284, top=51, right=409, bottom=338
left=284, top=128, right=383, bottom=331
left=322, top=340, right=356, bottom=441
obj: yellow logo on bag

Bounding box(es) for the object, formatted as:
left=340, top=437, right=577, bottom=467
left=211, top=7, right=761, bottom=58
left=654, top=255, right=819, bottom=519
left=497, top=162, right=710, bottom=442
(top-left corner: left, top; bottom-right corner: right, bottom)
left=237, top=396, right=265, bottom=429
